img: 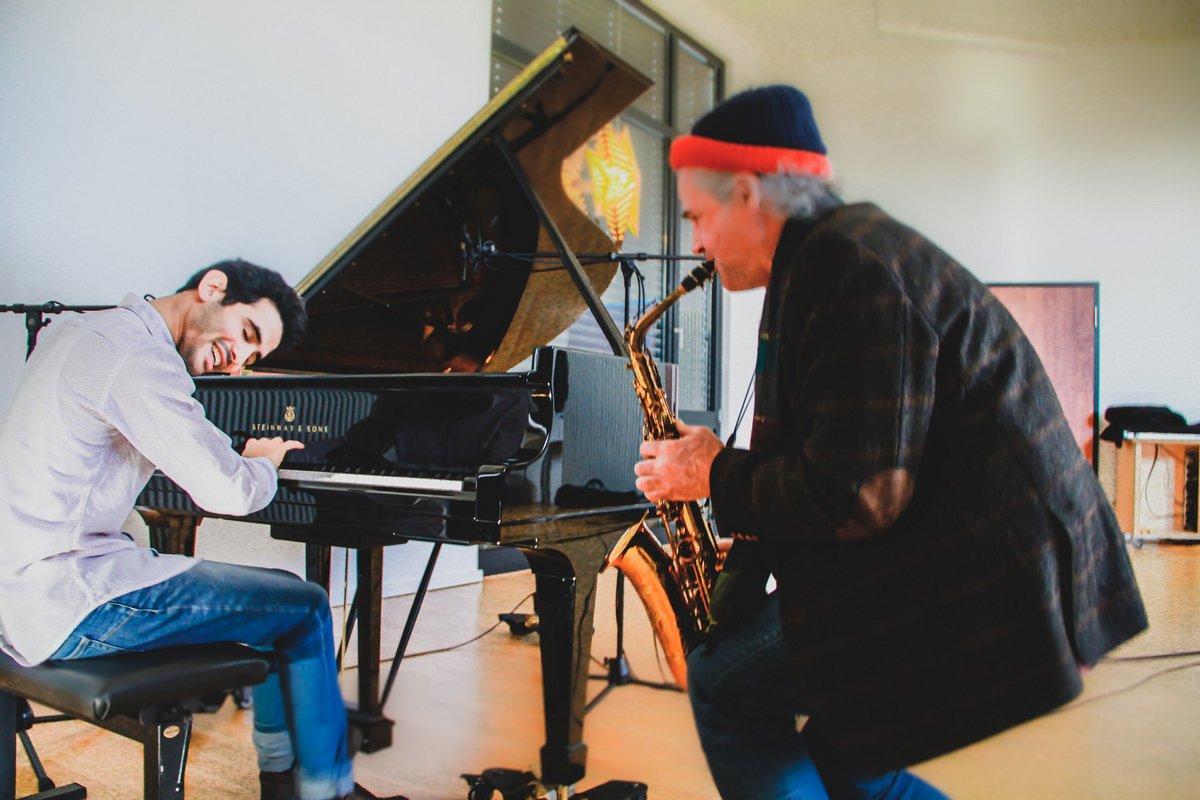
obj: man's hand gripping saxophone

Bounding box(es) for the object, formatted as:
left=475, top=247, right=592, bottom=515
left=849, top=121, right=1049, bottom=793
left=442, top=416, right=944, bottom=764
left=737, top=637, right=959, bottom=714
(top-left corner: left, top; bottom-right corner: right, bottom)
left=633, top=421, right=724, bottom=503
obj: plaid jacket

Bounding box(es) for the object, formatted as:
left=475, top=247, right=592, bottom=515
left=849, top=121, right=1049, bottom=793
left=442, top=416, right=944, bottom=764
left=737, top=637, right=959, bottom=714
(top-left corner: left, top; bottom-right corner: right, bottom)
left=710, top=203, right=1147, bottom=773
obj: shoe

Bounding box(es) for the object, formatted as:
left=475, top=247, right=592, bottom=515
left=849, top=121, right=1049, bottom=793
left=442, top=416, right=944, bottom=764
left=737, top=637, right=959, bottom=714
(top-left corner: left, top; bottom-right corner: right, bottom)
left=260, top=765, right=296, bottom=800
left=337, top=785, right=408, bottom=800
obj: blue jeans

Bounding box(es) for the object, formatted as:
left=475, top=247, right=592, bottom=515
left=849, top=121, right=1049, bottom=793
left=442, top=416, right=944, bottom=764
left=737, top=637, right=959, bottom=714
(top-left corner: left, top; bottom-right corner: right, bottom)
left=50, top=560, right=353, bottom=800
left=687, top=594, right=948, bottom=800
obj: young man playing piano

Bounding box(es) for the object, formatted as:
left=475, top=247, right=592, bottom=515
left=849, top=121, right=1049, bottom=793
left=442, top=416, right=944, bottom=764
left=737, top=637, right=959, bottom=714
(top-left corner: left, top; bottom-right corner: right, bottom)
left=0, top=260, right=404, bottom=800
left=634, top=86, right=1147, bottom=799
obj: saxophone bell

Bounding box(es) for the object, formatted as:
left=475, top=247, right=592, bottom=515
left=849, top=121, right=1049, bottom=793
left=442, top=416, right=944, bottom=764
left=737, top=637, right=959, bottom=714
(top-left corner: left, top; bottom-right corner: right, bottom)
left=602, top=259, right=724, bottom=690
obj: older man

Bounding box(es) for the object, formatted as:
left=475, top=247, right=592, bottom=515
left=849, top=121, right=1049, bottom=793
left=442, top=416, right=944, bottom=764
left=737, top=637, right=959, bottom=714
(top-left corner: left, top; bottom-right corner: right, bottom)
left=634, top=86, right=1147, bottom=799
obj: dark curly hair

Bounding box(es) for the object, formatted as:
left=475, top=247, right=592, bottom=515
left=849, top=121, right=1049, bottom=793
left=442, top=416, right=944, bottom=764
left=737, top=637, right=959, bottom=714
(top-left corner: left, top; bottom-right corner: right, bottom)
left=178, top=259, right=307, bottom=353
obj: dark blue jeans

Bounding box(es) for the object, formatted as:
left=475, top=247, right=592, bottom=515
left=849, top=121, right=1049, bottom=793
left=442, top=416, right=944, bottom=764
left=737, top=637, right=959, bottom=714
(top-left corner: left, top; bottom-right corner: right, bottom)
left=687, top=594, right=949, bottom=800
left=50, top=560, right=353, bottom=800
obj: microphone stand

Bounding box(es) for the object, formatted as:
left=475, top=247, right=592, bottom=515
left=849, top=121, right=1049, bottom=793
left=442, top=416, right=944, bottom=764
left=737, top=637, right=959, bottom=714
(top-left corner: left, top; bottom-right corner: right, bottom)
left=0, top=302, right=116, bottom=358
left=586, top=256, right=684, bottom=711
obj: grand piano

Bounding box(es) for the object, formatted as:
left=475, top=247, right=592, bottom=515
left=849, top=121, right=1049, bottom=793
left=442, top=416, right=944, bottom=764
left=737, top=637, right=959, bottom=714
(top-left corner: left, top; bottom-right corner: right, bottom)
left=136, top=30, right=656, bottom=791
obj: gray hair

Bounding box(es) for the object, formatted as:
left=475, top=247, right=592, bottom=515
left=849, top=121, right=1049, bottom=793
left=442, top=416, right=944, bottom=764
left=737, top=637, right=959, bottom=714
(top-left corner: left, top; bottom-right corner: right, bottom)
left=688, top=168, right=840, bottom=220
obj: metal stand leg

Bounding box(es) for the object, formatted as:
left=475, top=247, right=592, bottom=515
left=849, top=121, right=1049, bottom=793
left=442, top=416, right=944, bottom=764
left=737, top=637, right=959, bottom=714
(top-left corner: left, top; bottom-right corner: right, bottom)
left=2, top=692, right=88, bottom=800
left=145, top=713, right=191, bottom=800
left=18, top=729, right=55, bottom=793
left=381, top=543, right=442, bottom=707
left=1, top=691, right=16, bottom=797
left=587, top=558, right=679, bottom=713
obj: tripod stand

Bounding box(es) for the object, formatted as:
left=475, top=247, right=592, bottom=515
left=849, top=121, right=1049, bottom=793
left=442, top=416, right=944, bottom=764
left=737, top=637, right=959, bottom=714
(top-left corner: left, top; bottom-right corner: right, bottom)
left=587, top=564, right=680, bottom=710
left=587, top=258, right=680, bottom=711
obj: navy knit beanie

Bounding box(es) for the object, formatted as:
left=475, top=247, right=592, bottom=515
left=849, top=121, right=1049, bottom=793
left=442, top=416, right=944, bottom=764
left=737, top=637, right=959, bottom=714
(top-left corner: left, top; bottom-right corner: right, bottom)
left=670, top=85, right=831, bottom=179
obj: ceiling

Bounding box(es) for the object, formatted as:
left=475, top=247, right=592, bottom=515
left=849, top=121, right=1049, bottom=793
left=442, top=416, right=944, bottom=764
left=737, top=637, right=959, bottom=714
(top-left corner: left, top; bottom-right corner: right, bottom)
left=653, top=0, right=1200, bottom=66
left=873, top=0, right=1200, bottom=46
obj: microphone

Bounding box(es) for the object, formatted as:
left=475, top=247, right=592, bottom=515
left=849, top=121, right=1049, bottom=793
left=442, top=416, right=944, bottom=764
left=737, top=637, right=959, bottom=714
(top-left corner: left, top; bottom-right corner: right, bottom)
left=460, top=228, right=497, bottom=281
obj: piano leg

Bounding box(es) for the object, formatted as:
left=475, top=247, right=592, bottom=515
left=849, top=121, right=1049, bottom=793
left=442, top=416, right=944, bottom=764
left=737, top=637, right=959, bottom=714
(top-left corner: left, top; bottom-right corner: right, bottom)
left=297, top=537, right=393, bottom=753
left=519, top=541, right=601, bottom=789
left=350, top=544, right=392, bottom=752
left=138, top=509, right=201, bottom=556
left=305, top=541, right=331, bottom=587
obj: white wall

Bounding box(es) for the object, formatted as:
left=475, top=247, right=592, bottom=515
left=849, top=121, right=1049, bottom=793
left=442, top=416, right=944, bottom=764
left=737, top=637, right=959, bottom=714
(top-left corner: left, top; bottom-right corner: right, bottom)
left=4, top=1, right=1199, bottom=527
left=0, top=0, right=494, bottom=593
left=807, top=40, right=1200, bottom=422
left=1, top=0, right=493, bottom=398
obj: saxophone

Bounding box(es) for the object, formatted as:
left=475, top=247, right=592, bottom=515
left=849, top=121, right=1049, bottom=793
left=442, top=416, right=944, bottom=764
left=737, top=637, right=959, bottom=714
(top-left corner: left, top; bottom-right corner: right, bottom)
left=601, top=262, right=723, bottom=689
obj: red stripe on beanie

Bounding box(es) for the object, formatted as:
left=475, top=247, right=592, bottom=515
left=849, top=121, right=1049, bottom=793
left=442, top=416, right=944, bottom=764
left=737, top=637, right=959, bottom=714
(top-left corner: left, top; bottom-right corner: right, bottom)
left=670, top=135, right=832, bottom=180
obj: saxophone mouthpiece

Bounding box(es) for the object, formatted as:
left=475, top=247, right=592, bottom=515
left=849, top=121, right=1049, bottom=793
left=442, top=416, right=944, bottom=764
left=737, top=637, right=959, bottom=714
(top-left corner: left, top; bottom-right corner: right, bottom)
left=680, top=261, right=716, bottom=293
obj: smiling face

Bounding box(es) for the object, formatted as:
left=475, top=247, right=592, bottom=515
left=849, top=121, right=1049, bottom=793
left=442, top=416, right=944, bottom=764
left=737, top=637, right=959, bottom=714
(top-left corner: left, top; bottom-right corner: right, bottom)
left=177, top=271, right=283, bottom=376
left=677, top=168, right=782, bottom=292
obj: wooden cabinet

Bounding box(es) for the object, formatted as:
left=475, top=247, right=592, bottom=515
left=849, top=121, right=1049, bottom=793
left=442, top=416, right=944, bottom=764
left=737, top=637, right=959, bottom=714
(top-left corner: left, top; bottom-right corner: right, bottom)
left=1113, top=431, right=1200, bottom=543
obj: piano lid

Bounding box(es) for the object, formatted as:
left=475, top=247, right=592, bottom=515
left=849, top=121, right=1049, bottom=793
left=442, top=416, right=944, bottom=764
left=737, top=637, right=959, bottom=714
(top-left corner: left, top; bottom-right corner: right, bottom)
left=262, top=29, right=652, bottom=375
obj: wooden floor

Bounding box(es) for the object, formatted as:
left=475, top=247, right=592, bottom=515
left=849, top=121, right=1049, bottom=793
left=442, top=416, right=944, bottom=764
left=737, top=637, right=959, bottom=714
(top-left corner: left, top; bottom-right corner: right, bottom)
left=14, top=543, right=1200, bottom=799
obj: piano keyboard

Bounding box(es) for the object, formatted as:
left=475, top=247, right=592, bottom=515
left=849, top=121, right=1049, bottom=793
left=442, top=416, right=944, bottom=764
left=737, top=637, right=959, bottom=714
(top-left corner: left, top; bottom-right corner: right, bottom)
left=277, top=468, right=470, bottom=495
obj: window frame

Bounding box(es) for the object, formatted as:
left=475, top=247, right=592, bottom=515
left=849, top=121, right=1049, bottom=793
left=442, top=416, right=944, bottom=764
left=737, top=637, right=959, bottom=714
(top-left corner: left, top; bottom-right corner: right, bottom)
left=491, top=0, right=724, bottom=423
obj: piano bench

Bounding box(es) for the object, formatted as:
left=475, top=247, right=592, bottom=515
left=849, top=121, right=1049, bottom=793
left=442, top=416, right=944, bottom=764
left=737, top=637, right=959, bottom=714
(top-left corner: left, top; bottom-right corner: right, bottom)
left=0, top=643, right=272, bottom=800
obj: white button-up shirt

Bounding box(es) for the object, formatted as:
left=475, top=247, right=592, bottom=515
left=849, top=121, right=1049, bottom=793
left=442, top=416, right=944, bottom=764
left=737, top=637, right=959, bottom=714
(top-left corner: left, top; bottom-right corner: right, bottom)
left=0, top=294, right=278, bottom=665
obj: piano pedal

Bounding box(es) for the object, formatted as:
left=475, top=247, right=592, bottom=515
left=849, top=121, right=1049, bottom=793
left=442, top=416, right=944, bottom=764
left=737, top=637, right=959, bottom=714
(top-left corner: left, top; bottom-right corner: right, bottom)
left=498, top=612, right=539, bottom=636
left=573, top=781, right=648, bottom=800
left=462, top=767, right=539, bottom=800
left=462, top=769, right=647, bottom=800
